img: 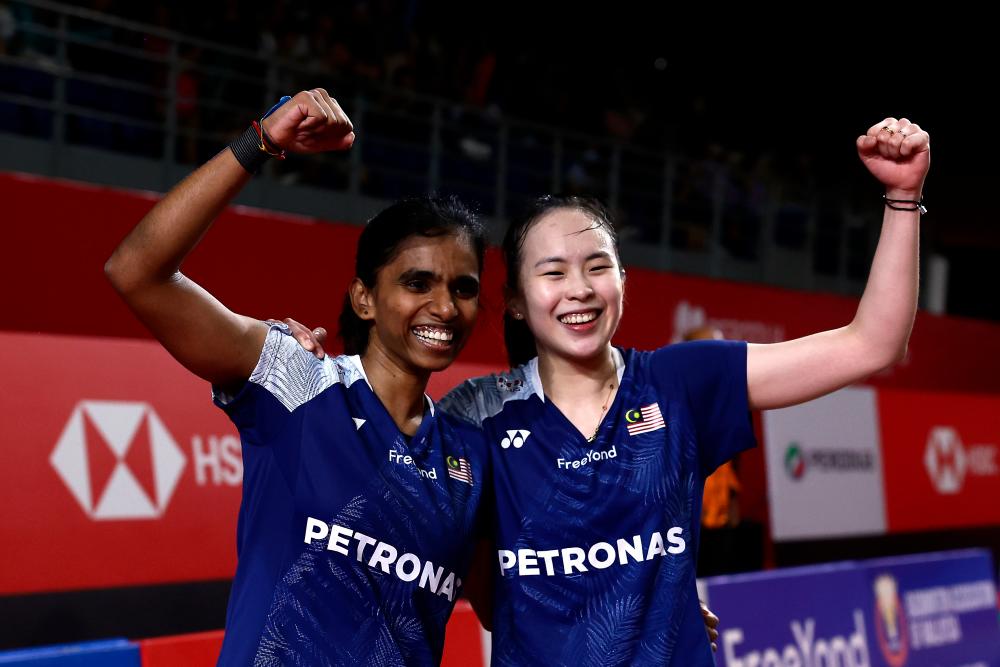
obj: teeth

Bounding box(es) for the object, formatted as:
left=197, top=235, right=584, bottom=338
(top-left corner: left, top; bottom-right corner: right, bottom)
left=559, top=312, right=597, bottom=325
left=414, top=327, right=453, bottom=342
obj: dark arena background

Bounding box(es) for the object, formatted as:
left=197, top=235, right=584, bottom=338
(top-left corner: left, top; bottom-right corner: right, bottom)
left=1, top=2, right=998, bottom=664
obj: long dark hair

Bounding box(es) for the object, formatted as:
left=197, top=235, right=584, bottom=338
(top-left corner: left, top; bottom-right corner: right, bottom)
left=501, top=195, right=621, bottom=367
left=338, top=195, right=486, bottom=355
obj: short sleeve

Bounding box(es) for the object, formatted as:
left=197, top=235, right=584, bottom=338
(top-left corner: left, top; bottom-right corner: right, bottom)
left=212, top=323, right=340, bottom=445
left=652, top=340, right=755, bottom=476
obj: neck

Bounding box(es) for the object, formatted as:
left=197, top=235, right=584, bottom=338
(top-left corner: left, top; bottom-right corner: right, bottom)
left=360, top=342, right=429, bottom=435
left=537, top=345, right=617, bottom=402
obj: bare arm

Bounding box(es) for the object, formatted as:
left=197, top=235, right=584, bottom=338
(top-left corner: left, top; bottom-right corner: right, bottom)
left=747, top=117, right=930, bottom=410
left=105, top=88, right=354, bottom=385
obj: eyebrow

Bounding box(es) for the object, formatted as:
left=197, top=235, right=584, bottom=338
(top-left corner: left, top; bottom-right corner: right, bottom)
left=534, top=251, right=613, bottom=268
left=398, top=269, right=438, bottom=282
left=398, top=268, right=480, bottom=285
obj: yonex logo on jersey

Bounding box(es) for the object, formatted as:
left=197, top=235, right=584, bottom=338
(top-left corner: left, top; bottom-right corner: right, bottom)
left=497, top=528, right=686, bottom=577
left=389, top=449, right=437, bottom=479
left=304, top=517, right=462, bottom=601
left=500, top=429, right=531, bottom=449
left=558, top=445, right=617, bottom=470
left=50, top=400, right=186, bottom=520
left=625, top=403, right=665, bottom=436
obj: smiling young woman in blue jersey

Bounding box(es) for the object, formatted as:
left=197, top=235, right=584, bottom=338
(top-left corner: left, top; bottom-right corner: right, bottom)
left=105, top=88, right=491, bottom=666
left=284, top=117, right=928, bottom=664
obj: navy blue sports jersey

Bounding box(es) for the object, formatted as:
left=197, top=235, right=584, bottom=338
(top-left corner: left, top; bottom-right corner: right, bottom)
left=439, top=340, right=755, bottom=666
left=213, top=325, right=487, bottom=667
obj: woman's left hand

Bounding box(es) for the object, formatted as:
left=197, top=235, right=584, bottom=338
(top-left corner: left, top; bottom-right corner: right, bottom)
left=857, top=117, right=930, bottom=198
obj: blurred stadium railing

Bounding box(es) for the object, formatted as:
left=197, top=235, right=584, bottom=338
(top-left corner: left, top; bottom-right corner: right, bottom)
left=0, top=0, right=884, bottom=296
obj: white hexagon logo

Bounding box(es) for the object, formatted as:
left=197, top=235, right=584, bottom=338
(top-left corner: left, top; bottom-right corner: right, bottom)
left=924, top=426, right=966, bottom=495
left=50, top=401, right=186, bottom=520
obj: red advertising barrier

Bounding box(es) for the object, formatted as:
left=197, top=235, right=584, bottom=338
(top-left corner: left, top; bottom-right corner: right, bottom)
left=879, top=389, right=1000, bottom=533
left=440, top=601, right=488, bottom=667
left=138, top=630, right=224, bottom=667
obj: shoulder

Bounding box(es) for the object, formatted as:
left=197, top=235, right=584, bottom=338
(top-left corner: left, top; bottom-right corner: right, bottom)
left=437, top=361, right=541, bottom=425
left=645, top=340, right=747, bottom=375
left=248, top=324, right=360, bottom=411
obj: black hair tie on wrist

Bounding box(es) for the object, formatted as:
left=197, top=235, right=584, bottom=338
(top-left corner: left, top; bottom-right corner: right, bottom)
left=883, top=195, right=927, bottom=214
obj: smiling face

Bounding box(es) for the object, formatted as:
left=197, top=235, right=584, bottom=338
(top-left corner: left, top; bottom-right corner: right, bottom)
left=354, top=232, right=481, bottom=377
left=508, top=207, right=624, bottom=365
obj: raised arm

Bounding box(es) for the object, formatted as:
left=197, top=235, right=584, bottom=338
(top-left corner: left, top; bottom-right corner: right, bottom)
left=104, top=88, right=354, bottom=385
left=747, top=117, right=929, bottom=410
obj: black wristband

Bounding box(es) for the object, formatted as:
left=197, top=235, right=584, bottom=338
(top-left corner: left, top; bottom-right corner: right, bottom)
left=883, top=195, right=927, bottom=214
left=229, top=124, right=271, bottom=174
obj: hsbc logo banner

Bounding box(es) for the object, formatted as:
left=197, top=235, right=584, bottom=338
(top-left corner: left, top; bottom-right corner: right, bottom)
left=923, top=426, right=998, bottom=496
left=879, top=390, right=1000, bottom=533
left=0, top=332, right=244, bottom=595
left=51, top=401, right=186, bottom=520
left=762, top=387, right=887, bottom=541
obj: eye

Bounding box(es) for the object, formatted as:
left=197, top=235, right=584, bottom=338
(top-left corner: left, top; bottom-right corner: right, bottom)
left=542, top=270, right=564, bottom=277
left=453, top=278, right=480, bottom=298
left=404, top=279, right=429, bottom=292
left=589, top=264, right=613, bottom=273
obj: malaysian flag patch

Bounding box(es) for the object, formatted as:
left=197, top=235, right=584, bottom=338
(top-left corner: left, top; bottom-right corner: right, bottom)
left=446, top=455, right=473, bottom=485
left=625, top=403, right=666, bottom=436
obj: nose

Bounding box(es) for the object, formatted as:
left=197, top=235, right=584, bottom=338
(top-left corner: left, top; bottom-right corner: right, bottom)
left=566, top=269, right=595, bottom=301
left=428, top=285, right=458, bottom=320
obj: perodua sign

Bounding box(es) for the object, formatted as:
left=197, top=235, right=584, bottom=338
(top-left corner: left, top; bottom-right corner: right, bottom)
left=50, top=401, right=186, bottom=520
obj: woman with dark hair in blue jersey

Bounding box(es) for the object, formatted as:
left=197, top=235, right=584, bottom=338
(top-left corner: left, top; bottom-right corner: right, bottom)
left=443, top=117, right=928, bottom=666
left=106, top=89, right=492, bottom=666
left=291, top=117, right=930, bottom=665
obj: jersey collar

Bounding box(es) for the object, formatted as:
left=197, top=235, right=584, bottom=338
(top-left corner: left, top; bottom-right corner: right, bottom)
left=527, top=347, right=625, bottom=403
left=346, top=354, right=435, bottom=416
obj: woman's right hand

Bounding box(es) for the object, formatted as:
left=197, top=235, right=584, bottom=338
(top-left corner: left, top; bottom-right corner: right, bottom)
left=261, top=88, right=355, bottom=154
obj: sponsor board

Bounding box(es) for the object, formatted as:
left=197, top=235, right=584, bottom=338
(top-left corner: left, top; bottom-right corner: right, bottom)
left=763, top=387, right=887, bottom=540
left=705, top=550, right=1000, bottom=667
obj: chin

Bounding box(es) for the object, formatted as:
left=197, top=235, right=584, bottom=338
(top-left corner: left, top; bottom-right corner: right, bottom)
left=422, top=356, right=457, bottom=372
left=545, top=340, right=602, bottom=363
left=411, top=345, right=464, bottom=373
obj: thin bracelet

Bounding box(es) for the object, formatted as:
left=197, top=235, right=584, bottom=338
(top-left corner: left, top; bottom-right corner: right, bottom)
left=883, top=195, right=927, bottom=215
left=228, top=95, right=291, bottom=174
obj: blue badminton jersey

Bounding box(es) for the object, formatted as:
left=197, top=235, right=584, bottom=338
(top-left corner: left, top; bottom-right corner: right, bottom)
left=213, top=325, right=487, bottom=667
left=439, top=340, right=755, bottom=666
